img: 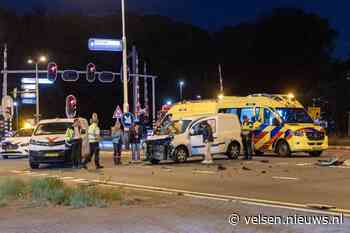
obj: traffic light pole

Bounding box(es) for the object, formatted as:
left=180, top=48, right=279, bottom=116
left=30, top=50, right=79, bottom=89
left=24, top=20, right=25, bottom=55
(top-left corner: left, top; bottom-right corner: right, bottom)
left=35, top=63, right=40, bottom=123
left=2, top=44, right=7, bottom=98
left=121, top=0, right=129, bottom=113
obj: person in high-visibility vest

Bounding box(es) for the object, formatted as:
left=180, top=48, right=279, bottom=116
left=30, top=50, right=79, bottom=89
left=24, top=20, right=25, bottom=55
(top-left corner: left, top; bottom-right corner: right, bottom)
left=65, top=118, right=82, bottom=168
left=241, top=115, right=254, bottom=160
left=83, top=113, right=103, bottom=169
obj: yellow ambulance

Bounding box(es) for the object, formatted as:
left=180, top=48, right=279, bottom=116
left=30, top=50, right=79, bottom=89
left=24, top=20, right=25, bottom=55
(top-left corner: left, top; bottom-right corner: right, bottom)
left=166, top=94, right=328, bottom=157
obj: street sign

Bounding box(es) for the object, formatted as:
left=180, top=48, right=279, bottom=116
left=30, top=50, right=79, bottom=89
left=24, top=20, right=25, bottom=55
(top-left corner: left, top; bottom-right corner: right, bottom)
left=121, top=112, right=134, bottom=129
left=22, top=99, right=36, bottom=105
left=21, top=78, right=53, bottom=84
left=113, top=105, right=123, bottom=119
left=88, top=38, right=123, bottom=52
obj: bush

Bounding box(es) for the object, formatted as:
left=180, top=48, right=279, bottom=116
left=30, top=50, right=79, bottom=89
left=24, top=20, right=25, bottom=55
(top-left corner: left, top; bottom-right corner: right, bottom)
left=0, top=177, right=122, bottom=208
left=30, top=178, right=67, bottom=205
left=0, top=178, right=27, bottom=201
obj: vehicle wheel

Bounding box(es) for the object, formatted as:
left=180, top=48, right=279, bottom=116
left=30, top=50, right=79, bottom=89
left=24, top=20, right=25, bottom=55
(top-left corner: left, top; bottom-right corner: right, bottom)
left=309, top=151, right=322, bottom=157
left=226, top=142, right=240, bottom=160
left=29, top=161, right=39, bottom=169
left=174, top=146, right=188, bottom=163
left=276, top=140, right=291, bottom=157
left=2, top=155, right=8, bottom=159
left=150, top=158, right=160, bottom=165
left=254, top=150, right=264, bottom=156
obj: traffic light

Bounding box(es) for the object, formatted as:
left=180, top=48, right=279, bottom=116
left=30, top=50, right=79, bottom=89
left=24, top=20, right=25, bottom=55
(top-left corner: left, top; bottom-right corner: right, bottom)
left=65, top=95, right=77, bottom=118
left=47, top=62, right=58, bottom=82
left=86, top=63, right=96, bottom=82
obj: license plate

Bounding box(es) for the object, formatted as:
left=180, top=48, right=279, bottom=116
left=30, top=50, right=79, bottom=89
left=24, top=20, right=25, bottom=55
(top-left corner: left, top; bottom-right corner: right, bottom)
left=312, top=147, right=321, bottom=150
left=46, top=152, right=59, bottom=157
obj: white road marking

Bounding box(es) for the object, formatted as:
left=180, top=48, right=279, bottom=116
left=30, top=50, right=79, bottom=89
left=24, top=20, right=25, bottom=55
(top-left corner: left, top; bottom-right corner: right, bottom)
left=296, top=163, right=312, bottom=166
left=60, top=177, right=76, bottom=180
left=272, top=176, right=299, bottom=181
left=193, top=170, right=217, bottom=175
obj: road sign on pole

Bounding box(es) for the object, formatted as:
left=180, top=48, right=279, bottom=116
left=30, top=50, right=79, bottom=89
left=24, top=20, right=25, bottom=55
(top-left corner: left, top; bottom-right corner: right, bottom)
left=113, top=105, right=123, bottom=119
left=88, top=38, right=123, bottom=52
left=121, top=112, right=134, bottom=129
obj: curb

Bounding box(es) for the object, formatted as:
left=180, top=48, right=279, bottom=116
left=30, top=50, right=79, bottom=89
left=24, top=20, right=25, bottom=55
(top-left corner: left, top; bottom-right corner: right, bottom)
left=329, top=146, right=350, bottom=150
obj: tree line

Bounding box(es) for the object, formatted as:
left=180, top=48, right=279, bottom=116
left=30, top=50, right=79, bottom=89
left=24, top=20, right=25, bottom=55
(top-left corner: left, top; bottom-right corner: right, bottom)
left=0, top=6, right=348, bottom=134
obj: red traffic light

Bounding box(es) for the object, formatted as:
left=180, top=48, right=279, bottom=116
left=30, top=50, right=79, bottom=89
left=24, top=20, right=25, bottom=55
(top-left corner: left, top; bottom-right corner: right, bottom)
left=86, top=63, right=96, bottom=82
left=47, top=62, right=58, bottom=82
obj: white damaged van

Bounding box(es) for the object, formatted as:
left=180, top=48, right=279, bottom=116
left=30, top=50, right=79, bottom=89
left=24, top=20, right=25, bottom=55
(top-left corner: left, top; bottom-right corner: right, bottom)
left=145, top=114, right=242, bottom=164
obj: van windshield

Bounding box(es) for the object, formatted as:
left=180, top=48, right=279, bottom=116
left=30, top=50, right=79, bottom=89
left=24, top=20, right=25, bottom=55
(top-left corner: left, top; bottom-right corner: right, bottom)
left=163, top=120, right=192, bottom=135
left=34, top=122, right=73, bottom=136
left=276, top=108, right=313, bottom=124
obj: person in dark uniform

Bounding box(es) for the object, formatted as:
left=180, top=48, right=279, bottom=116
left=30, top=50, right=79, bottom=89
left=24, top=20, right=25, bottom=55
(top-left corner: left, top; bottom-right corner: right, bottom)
left=241, top=115, right=254, bottom=160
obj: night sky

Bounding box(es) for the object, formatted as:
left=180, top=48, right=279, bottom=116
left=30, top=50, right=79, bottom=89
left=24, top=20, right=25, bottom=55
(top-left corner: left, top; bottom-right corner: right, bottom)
left=2, top=0, right=349, bottom=58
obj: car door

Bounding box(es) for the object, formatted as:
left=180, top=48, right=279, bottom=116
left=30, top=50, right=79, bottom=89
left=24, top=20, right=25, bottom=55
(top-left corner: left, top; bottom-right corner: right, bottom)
left=207, top=119, right=221, bottom=154
left=189, top=121, right=205, bottom=156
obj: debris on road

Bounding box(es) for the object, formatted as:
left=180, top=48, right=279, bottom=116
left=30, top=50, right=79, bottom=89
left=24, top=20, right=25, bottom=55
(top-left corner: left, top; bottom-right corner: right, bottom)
left=306, top=203, right=336, bottom=210
left=261, top=170, right=267, bottom=174
left=344, top=160, right=350, bottom=167
left=242, top=166, right=251, bottom=171
left=260, top=160, right=270, bottom=163
left=316, top=158, right=343, bottom=167
left=217, top=164, right=227, bottom=171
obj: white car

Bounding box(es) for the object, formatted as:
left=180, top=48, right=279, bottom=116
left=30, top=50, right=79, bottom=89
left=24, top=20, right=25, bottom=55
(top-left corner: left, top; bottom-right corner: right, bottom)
left=145, top=114, right=242, bottom=164
left=28, top=118, right=89, bottom=169
left=0, top=128, right=34, bottom=159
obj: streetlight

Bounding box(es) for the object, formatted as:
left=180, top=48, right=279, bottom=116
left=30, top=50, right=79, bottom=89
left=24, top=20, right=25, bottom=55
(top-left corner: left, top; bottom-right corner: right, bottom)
left=179, top=81, right=184, bottom=101
left=27, top=55, right=47, bottom=123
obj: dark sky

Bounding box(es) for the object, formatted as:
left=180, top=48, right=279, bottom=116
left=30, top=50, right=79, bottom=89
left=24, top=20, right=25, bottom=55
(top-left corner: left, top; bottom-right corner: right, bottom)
left=2, top=0, right=350, bottom=58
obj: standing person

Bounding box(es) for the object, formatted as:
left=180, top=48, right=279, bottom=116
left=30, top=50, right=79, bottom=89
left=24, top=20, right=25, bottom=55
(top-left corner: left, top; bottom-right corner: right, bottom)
left=83, top=113, right=104, bottom=169
left=65, top=118, right=82, bottom=168
left=130, top=123, right=142, bottom=161
left=241, top=115, right=254, bottom=160
left=200, top=121, right=214, bottom=164
left=111, top=120, right=123, bottom=165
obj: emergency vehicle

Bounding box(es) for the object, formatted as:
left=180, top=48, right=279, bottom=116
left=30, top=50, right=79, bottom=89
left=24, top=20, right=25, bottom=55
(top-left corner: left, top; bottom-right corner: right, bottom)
left=28, top=118, right=89, bottom=169
left=165, top=94, right=328, bottom=157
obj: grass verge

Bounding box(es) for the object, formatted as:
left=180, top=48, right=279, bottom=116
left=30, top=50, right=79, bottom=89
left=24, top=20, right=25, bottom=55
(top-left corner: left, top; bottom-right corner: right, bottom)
left=0, top=177, right=122, bottom=208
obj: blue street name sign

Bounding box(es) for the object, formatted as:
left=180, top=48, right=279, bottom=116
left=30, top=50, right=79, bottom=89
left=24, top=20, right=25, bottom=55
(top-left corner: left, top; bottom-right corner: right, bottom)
left=88, top=38, right=123, bottom=52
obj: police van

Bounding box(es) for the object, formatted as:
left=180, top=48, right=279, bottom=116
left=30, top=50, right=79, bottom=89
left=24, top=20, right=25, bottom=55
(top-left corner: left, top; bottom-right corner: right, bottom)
left=165, top=94, right=328, bottom=157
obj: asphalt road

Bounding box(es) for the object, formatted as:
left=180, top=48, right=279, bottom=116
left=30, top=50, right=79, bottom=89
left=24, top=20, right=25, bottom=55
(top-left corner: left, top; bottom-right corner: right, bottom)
left=1, top=149, right=350, bottom=209
left=0, top=149, right=350, bottom=232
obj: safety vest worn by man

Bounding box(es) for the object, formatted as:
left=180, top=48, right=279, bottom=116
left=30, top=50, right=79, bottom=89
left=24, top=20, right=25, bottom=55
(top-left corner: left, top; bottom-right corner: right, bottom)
left=241, top=120, right=254, bottom=136
left=65, top=128, right=74, bottom=146
left=88, top=123, right=100, bottom=143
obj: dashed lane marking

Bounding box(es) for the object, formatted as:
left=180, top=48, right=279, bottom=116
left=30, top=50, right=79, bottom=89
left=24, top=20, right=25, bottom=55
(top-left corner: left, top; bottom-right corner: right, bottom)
left=272, top=176, right=299, bottom=181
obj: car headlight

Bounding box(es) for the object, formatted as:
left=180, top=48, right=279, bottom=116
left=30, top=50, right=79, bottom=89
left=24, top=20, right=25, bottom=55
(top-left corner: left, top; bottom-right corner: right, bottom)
left=293, top=130, right=304, bottom=137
